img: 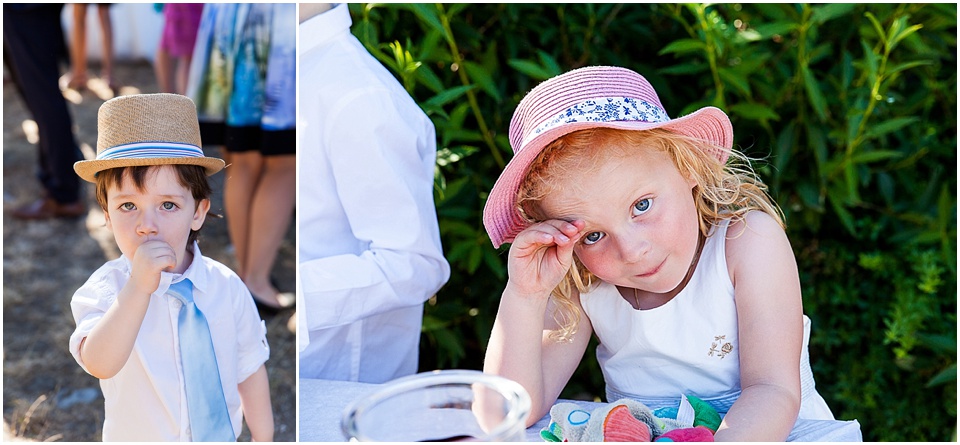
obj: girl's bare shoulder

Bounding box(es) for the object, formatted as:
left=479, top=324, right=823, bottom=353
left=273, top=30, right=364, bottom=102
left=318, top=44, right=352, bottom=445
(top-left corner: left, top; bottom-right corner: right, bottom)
left=724, top=210, right=794, bottom=280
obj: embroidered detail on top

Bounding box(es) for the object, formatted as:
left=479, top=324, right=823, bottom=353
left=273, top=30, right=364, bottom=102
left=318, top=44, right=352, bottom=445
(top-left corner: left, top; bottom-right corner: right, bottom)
left=526, top=97, right=670, bottom=147
left=708, top=335, right=734, bottom=359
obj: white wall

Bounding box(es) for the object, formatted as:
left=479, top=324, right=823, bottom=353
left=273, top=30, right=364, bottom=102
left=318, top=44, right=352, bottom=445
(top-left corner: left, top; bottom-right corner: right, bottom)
left=61, top=3, right=166, bottom=63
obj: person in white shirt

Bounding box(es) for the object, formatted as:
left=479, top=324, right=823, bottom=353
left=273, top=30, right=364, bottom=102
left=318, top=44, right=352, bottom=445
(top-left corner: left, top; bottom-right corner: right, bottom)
left=297, top=3, right=451, bottom=383
left=69, top=93, right=273, bottom=441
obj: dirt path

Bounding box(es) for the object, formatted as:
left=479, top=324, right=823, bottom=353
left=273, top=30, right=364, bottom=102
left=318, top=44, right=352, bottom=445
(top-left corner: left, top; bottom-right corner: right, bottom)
left=3, top=61, right=297, bottom=442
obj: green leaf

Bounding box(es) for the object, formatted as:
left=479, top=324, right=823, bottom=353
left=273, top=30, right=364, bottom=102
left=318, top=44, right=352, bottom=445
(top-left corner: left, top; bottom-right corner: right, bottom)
left=495, top=134, right=511, bottom=157
left=467, top=245, right=483, bottom=274
left=752, top=22, right=798, bottom=39
left=431, top=328, right=466, bottom=366
left=729, top=102, right=780, bottom=121
left=827, top=186, right=857, bottom=236
left=463, top=61, right=502, bottom=102
left=926, top=364, right=956, bottom=387
left=725, top=53, right=770, bottom=76
left=368, top=43, right=400, bottom=74
left=440, top=219, right=478, bottom=238
left=406, top=4, right=447, bottom=37
left=860, top=39, right=879, bottom=85
left=423, top=85, right=476, bottom=109
left=443, top=128, right=484, bottom=144
left=438, top=206, right=473, bottom=219
left=937, top=185, right=957, bottom=273
left=773, top=121, right=797, bottom=174
left=806, top=125, right=828, bottom=180
left=415, top=64, right=445, bottom=94
left=863, top=117, right=920, bottom=140
left=657, top=38, right=707, bottom=56
left=843, top=160, right=859, bottom=204
left=536, top=50, right=563, bottom=78
left=660, top=62, right=709, bottom=76
left=917, top=332, right=958, bottom=355
left=482, top=246, right=506, bottom=280
left=840, top=51, right=854, bottom=92
left=446, top=3, right=469, bottom=18
left=507, top=59, right=555, bottom=81
left=885, top=60, right=934, bottom=78
left=444, top=239, right=474, bottom=264
left=797, top=181, right=824, bottom=212
left=420, top=315, right=448, bottom=332
left=717, top=67, right=752, bottom=98
left=801, top=65, right=828, bottom=122
left=735, top=28, right=762, bottom=42
left=877, top=172, right=895, bottom=206
left=435, top=175, right=470, bottom=203
left=351, top=20, right=379, bottom=48
left=864, top=12, right=887, bottom=47
left=435, top=145, right=478, bottom=168
left=848, top=150, right=903, bottom=165
left=811, top=4, right=857, bottom=24
left=889, top=22, right=924, bottom=52
left=416, top=30, right=444, bottom=65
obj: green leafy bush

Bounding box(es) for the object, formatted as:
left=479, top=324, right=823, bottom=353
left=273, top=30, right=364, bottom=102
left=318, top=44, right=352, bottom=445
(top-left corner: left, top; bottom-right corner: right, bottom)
left=347, top=3, right=957, bottom=441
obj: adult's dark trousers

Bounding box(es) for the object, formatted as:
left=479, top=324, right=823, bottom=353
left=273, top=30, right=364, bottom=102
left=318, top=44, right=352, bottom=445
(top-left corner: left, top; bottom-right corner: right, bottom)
left=3, top=3, right=83, bottom=204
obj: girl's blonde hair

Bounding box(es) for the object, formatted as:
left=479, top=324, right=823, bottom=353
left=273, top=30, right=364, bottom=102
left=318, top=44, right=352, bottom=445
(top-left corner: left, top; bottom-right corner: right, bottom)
left=516, top=127, right=783, bottom=342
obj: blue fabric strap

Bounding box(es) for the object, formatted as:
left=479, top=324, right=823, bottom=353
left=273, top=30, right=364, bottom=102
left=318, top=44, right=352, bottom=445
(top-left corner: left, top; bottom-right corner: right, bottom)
left=167, top=278, right=236, bottom=442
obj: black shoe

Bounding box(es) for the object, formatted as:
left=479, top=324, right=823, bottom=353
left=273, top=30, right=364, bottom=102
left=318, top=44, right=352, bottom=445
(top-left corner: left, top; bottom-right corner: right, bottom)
left=251, top=291, right=295, bottom=315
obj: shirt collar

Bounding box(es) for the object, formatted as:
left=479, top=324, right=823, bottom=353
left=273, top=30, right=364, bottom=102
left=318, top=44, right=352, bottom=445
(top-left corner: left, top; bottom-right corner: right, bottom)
left=171, top=241, right=207, bottom=294
left=299, top=3, right=351, bottom=57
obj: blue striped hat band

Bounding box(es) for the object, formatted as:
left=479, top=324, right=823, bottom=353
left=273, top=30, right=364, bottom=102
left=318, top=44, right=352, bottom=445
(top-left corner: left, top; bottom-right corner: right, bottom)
left=96, top=142, right=205, bottom=161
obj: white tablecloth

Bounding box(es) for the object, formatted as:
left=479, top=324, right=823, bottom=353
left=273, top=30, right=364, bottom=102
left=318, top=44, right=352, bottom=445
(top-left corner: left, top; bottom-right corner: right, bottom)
left=298, top=378, right=862, bottom=442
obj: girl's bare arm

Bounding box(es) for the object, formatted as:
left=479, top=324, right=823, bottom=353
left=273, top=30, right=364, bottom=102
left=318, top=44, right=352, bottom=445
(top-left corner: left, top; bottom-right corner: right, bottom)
left=483, top=219, right=590, bottom=425
left=716, top=211, right=803, bottom=441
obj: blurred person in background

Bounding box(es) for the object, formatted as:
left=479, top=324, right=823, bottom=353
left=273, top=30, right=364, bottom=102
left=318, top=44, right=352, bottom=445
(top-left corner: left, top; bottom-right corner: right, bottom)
left=61, top=3, right=116, bottom=91
left=4, top=3, right=86, bottom=220
left=187, top=3, right=297, bottom=315
left=154, top=3, right=204, bottom=95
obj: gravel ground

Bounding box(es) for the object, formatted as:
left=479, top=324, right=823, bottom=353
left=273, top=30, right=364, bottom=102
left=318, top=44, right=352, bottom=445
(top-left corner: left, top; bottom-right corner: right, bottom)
left=2, top=60, right=297, bottom=442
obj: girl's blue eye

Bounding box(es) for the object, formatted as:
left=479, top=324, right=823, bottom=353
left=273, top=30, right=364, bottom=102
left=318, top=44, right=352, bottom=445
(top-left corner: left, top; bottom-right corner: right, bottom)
left=633, top=198, right=652, bottom=216
left=120, top=202, right=136, bottom=211
left=583, top=231, right=605, bottom=245
left=161, top=202, right=177, bottom=210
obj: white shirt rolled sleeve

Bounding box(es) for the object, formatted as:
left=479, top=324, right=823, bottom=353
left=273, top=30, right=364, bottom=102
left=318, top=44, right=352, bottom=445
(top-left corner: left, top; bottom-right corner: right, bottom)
left=298, top=3, right=450, bottom=383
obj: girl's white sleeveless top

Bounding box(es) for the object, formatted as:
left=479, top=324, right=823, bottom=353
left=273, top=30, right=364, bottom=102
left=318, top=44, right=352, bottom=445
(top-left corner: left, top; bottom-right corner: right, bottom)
left=580, top=218, right=835, bottom=419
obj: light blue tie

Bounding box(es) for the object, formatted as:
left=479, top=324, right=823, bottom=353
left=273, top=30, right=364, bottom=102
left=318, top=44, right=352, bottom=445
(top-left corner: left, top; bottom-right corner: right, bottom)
left=167, top=279, right=236, bottom=441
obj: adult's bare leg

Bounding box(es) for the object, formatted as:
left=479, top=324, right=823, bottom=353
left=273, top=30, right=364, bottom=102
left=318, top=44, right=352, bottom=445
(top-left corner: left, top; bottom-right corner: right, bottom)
left=242, top=154, right=296, bottom=308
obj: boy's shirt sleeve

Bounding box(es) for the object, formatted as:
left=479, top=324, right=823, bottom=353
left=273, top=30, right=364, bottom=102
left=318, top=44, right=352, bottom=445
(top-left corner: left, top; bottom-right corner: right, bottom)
left=298, top=88, right=451, bottom=334
left=69, top=268, right=120, bottom=374
left=233, top=279, right=270, bottom=383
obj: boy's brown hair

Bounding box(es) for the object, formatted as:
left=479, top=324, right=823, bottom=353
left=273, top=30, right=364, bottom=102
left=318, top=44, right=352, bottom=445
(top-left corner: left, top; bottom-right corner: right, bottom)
left=95, top=164, right=214, bottom=246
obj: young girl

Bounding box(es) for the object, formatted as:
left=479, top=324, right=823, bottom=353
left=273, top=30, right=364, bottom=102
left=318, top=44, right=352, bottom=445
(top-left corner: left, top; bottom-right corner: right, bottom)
left=482, top=66, right=841, bottom=441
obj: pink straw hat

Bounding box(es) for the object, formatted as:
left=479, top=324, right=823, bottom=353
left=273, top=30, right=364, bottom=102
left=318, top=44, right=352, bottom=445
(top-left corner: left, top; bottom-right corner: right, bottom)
left=483, top=65, right=733, bottom=248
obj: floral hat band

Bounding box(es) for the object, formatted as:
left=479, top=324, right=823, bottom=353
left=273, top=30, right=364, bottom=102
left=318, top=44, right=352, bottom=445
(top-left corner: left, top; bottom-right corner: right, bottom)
left=522, top=97, right=670, bottom=150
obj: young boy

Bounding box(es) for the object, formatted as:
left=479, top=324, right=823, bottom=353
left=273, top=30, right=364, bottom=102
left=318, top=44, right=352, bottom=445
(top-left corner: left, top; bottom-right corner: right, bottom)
left=69, top=93, right=273, bottom=441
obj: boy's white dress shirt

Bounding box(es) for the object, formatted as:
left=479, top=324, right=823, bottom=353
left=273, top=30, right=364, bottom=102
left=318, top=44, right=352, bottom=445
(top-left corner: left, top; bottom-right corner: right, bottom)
left=297, top=3, right=451, bottom=383
left=69, top=242, right=269, bottom=441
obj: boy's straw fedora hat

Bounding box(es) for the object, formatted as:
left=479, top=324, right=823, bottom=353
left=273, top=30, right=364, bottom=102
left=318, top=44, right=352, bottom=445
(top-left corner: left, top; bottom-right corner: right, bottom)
left=74, top=93, right=225, bottom=183
left=483, top=65, right=734, bottom=248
